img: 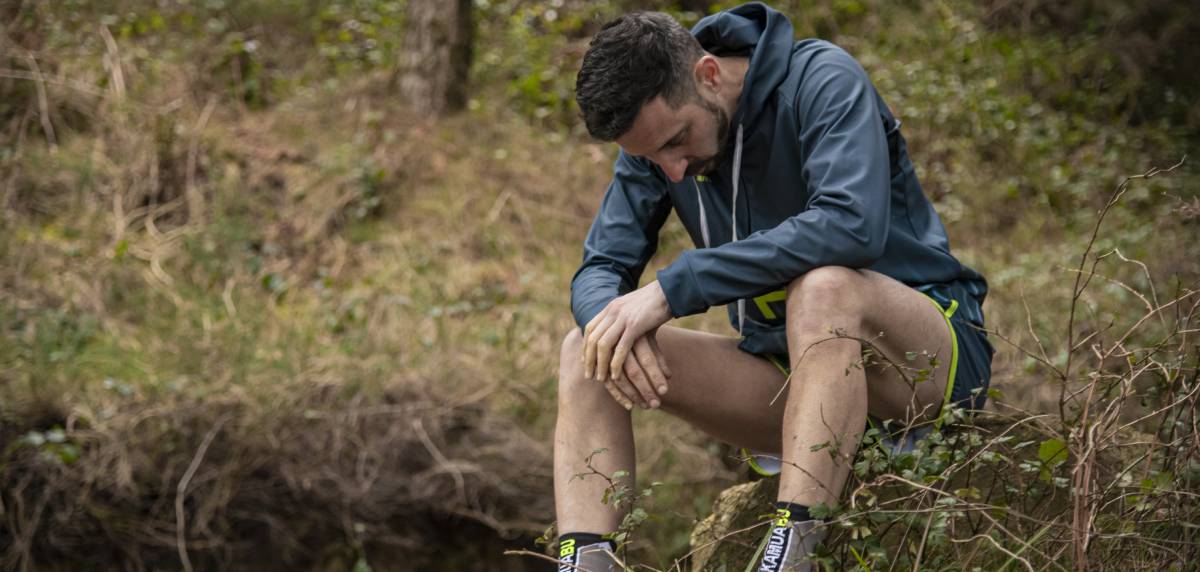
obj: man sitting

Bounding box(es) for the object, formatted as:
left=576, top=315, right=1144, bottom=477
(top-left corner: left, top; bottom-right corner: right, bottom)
left=555, top=4, right=995, bottom=570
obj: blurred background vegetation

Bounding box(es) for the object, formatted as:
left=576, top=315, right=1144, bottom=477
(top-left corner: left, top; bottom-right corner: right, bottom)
left=0, top=0, right=1196, bottom=570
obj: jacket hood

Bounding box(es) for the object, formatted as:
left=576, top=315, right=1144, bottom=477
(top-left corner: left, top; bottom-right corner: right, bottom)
left=692, top=2, right=794, bottom=130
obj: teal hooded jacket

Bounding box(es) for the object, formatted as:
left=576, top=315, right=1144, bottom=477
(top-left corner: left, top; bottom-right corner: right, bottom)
left=570, top=2, right=988, bottom=356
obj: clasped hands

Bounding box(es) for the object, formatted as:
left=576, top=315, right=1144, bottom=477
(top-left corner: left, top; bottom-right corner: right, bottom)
left=581, top=280, right=674, bottom=410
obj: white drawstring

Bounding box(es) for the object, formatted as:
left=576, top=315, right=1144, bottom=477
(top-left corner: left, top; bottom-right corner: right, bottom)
left=692, top=178, right=711, bottom=249
left=731, top=124, right=745, bottom=335
left=693, top=124, right=746, bottom=335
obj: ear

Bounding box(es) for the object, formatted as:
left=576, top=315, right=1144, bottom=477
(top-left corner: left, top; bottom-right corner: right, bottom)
left=692, top=55, right=721, bottom=92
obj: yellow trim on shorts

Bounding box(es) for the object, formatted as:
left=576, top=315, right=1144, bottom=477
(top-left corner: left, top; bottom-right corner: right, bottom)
left=765, top=353, right=789, bottom=377
left=919, top=293, right=959, bottom=430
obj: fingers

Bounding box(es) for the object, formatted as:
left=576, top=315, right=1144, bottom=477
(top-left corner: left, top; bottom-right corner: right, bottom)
left=612, top=373, right=642, bottom=410
left=609, top=330, right=635, bottom=381
left=583, top=292, right=671, bottom=384
left=593, top=335, right=672, bottom=411
left=647, top=334, right=673, bottom=380
left=604, top=369, right=643, bottom=410
left=602, top=378, right=634, bottom=411
left=594, top=320, right=624, bottom=382
left=622, top=357, right=660, bottom=409
left=632, top=337, right=669, bottom=397
left=582, top=312, right=614, bottom=380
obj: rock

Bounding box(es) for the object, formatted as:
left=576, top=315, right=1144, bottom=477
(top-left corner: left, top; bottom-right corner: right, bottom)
left=689, top=479, right=778, bottom=572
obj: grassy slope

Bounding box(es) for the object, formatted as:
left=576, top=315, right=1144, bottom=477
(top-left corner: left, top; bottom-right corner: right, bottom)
left=1, top=0, right=1197, bottom=569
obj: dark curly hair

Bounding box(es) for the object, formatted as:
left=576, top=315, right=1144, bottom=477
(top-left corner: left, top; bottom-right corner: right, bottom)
left=575, top=12, right=706, bottom=141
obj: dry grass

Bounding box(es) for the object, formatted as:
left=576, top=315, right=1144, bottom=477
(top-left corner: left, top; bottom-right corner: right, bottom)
left=0, top=32, right=729, bottom=568
left=1, top=1, right=1198, bottom=570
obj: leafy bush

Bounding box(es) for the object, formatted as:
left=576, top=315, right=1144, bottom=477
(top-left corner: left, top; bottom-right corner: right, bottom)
left=0, top=0, right=1196, bottom=570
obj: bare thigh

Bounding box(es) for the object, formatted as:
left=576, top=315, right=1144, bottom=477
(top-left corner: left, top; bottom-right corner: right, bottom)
left=853, top=269, right=955, bottom=423
left=653, top=326, right=790, bottom=453
left=650, top=270, right=954, bottom=455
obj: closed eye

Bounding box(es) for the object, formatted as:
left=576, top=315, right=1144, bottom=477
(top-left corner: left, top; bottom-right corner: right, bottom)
left=659, top=126, right=689, bottom=152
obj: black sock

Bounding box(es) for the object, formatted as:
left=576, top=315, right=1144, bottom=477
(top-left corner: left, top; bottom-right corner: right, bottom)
left=758, top=504, right=824, bottom=572
left=773, top=501, right=813, bottom=523
left=558, top=532, right=614, bottom=568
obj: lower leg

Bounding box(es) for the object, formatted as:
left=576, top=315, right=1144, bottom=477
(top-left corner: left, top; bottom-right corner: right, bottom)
left=776, top=335, right=868, bottom=507
left=758, top=268, right=957, bottom=570
left=777, top=269, right=872, bottom=507
left=762, top=270, right=871, bottom=572
left=554, top=329, right=636, bottom=535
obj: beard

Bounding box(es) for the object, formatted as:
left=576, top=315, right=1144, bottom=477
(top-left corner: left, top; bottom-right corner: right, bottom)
left=683, top=97, right=732, bottom=178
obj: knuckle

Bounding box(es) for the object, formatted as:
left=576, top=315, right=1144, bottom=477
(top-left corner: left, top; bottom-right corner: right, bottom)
left=648, top=369, right=663, bottom=384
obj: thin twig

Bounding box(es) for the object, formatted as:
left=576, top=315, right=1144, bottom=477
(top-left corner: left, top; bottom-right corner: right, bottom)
left=99, top=24, right=126, bottom=98
left=176, top=415, right=230, bottom=572
left=186, top=98, right=216, bottom=225
left=412, top=418, right=468, bottom=506
left=23, top=52, right=56, bottom=148
left=951, top=533, right=1035, bottom=572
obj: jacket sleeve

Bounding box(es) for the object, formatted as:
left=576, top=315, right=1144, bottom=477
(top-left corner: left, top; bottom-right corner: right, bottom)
left=570, top=151, right=674, bottom=329
left=655, top=48, right=891, bottom=317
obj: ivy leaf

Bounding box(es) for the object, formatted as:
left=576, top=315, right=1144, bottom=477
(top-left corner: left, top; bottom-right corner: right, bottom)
left=1038, top=438, right=1068, bottom=467
left=1038, top=438, right=1069, bottom=483
left=808, top=503, right=836, bottom=520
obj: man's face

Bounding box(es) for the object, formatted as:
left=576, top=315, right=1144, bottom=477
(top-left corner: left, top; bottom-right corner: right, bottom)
left=616, top=93, right=731, bottom=183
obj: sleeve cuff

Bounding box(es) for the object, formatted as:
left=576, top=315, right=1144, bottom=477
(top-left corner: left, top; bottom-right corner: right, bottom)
left=656, top=253, right=710, bottom=318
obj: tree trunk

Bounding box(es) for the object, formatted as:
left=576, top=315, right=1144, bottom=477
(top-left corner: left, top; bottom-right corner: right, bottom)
left=398, top=0, right=472, bottom=116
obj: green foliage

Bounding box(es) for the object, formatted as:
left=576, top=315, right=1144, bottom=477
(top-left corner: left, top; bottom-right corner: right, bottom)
left=315, top=0, right=408, bottom=72
left=571, top=449, right=666, bottom=554
left=471, top=0, right=709, bottom=128
left=1035, top=437, right=1068, bottom=482
left=983, top=0, right=1200, bottom=136
left=1, top=0, right=1197, bottom=570
left=14, top=427, right=81, bottom=466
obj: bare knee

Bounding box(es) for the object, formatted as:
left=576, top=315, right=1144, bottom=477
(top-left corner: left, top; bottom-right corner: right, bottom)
left=561, top=327, right=583, bottom=361
left=558, top=327, right=592, bottom=401
left=785, top=266, right=867, bottom=330
left=786, top=266, right=866, bottom=309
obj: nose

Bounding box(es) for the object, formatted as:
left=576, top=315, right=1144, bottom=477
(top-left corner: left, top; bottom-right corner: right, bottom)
left=661, top=157, right=687, bottom=183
